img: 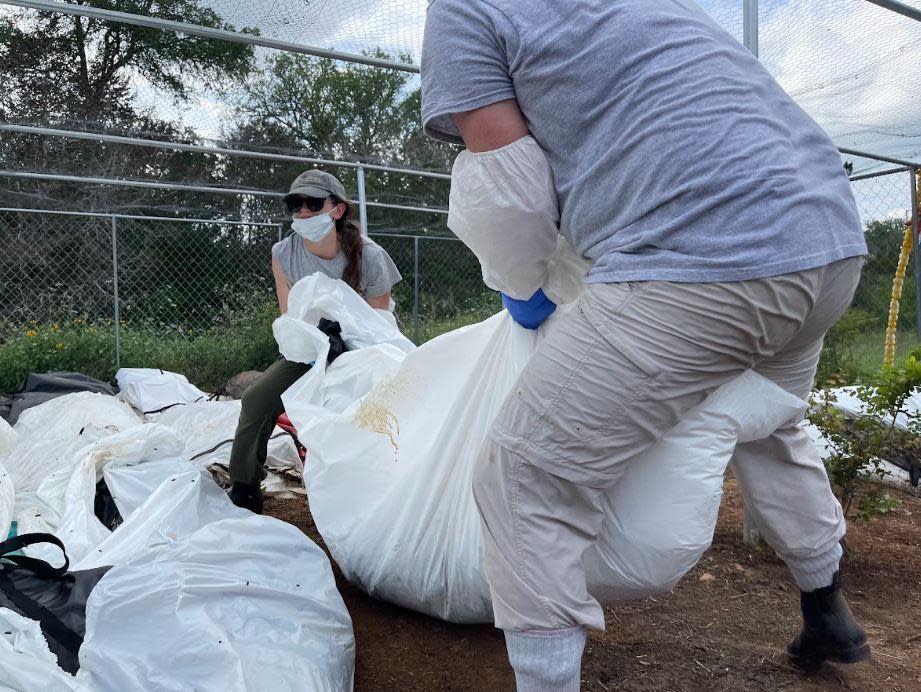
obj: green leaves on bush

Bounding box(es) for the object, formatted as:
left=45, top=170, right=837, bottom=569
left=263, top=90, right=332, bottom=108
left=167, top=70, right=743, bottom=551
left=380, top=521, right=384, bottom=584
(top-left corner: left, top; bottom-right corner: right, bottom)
left=809, top=350, right=921, bottom=520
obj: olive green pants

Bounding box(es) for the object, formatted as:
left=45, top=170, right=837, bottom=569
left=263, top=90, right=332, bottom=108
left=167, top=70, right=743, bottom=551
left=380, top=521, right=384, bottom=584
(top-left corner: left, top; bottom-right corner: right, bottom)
left=228, top=357, right=312, bottom=486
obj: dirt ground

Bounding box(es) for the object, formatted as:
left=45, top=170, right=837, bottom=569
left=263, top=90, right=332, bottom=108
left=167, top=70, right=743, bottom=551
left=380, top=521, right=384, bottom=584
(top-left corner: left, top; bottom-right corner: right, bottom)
left=265, top=474, right=921, bottom=691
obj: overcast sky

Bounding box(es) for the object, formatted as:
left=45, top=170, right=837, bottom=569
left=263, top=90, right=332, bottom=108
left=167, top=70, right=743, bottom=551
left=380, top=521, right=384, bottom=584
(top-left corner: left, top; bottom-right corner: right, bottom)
left=127, top=0, right=921, bottom=221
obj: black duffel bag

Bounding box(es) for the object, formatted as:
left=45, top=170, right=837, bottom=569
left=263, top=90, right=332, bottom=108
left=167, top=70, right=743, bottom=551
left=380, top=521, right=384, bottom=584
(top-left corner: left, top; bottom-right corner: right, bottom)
left=0, top=533, right=110, bottom=674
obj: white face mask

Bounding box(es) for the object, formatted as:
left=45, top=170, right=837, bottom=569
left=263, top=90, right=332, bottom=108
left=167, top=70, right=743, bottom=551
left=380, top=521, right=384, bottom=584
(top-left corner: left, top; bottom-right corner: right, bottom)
left=291, top=212, right=335, bottom=242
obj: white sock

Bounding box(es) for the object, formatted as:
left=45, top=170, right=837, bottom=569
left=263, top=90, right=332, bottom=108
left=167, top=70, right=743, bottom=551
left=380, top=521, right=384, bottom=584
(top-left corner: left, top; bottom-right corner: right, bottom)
left=504, top=626, right=586, bottom=692
left=786, top=542, right=842, bottom=592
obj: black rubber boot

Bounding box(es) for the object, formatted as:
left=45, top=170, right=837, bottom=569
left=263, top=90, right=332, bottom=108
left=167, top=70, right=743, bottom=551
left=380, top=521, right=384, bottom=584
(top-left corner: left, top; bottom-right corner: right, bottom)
left=227, top=482, right=264, bottom=514
left=787, top=571, right=870, bottom=670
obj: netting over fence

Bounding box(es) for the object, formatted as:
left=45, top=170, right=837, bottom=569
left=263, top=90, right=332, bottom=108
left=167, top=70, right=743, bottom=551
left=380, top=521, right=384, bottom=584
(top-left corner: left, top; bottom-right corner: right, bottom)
left=1, top=0, right=920, bottom=391
left=1, top=0, right=918, bottom=174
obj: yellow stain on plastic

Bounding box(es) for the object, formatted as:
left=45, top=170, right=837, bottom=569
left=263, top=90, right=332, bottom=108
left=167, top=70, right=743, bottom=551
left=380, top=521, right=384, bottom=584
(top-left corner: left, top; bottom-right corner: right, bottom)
left=353, top=377, right=407, bottom=457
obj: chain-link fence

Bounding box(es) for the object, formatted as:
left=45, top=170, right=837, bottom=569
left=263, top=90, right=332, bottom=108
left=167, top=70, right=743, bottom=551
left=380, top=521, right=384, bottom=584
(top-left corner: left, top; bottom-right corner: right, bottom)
left=0, top=207, right=496, bottom=391
left=838, top=168, right=920, bottom=376
left=2, top=160, right=921, bottom=392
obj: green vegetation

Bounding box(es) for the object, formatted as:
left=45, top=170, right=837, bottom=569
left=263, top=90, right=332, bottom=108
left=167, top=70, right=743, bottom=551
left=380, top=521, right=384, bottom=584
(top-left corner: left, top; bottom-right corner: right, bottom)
left=810, top=349, right=921, bottom=520
left=0, top=293, right=504, bottom=393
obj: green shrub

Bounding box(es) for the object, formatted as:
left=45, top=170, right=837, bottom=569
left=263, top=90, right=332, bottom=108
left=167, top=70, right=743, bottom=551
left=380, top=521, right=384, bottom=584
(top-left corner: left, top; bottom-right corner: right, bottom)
left=0, top=304, right=280, bottom=394
left=809, top=351, right=921, bottom=520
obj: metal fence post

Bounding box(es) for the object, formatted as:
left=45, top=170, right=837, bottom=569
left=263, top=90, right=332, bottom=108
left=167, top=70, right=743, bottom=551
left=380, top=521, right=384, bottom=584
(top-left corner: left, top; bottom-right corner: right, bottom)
left=743, top=0, right=759, bottom=58
left=413, top=236, right=420, bottom=344
left=110, top=215, right=121, bottom=371
left=277, top=223, right=284, bottom=242
left=912, top=168, right=921, bottom=342
left=357, top=165, right=368, bottom=237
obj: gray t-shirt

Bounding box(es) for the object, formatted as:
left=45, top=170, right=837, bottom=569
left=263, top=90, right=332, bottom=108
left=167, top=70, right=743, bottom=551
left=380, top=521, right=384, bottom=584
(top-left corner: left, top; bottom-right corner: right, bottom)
left=272, top=234, right=402, bottom=298
left=421, top=0, right=867, bottom=283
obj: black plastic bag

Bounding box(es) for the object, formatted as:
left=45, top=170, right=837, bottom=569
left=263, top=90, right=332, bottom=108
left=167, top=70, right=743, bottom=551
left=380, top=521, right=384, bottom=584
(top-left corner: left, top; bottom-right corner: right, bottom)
left=0, top=533, right=110, bottom=674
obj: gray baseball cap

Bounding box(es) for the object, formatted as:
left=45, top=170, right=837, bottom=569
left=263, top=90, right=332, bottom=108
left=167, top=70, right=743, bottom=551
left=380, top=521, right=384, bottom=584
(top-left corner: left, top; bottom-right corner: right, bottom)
left=284, top=169, right=350, bottom=202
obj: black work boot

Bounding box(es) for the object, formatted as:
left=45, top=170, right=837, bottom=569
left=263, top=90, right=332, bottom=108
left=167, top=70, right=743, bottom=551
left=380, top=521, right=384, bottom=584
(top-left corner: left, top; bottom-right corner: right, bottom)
left=227, top=482, right=264, bottom=514
left=787, top=571, right=870, bottom=670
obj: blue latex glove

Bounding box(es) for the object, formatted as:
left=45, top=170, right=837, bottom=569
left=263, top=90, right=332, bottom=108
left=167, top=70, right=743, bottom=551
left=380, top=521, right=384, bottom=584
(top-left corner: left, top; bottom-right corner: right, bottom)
left=501, top=288, right=557, bottom=330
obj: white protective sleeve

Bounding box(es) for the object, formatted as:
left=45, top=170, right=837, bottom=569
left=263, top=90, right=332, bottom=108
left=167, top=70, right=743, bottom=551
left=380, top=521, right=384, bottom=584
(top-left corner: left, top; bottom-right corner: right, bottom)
left=448, top=136, right=561, bottom=301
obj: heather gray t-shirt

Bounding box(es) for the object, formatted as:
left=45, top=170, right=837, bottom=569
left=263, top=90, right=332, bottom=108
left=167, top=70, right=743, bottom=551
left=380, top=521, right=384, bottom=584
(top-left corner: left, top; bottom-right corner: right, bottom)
left=272, top=234, right=402, bottom=299
left=421, top=0, right=867, bottom=283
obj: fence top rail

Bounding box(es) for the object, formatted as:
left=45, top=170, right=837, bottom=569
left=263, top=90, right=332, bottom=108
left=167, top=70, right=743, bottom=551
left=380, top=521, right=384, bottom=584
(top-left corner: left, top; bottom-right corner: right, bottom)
left=0, top=206, right=283, bottom=227
left=849, top=167, right=913, bottom=182
left=0, top=206, right=460, bottom=241
left=839, top=147, right=919, bottom=169
left=0, top=171, right=449, bottom=215
left=0, top=124, right=453, bottom=181
left=864, top=0, right=921, bottom=23
left=3, top=124, right=912, bottom=177
left=1, top=0, right=421, bottom=73
left=369, top=232, right=461, bottom=242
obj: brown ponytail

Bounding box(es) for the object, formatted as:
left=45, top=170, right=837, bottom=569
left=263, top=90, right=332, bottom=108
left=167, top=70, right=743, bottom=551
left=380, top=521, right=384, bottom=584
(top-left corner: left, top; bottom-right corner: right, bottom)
left=334, top=199, right=364, bottom=293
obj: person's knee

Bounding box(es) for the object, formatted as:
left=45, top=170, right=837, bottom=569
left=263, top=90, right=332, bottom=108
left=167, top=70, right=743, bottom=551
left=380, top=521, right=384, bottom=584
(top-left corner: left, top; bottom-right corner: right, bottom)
left=240, top=376, right=277, bottom=420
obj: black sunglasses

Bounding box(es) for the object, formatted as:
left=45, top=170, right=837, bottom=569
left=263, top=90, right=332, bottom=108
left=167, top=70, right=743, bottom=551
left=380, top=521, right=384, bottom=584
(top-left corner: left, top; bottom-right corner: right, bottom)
left=286, top=195, right=329, bottom=214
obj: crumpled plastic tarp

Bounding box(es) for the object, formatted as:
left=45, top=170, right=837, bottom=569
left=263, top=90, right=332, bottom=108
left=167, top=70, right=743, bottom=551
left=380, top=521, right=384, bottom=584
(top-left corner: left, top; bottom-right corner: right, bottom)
left=0, top=416, right=17, bottom=538
left=0, top=392, right=355, bottom=690
left=115, top=368, right=208, bottom=414
left=280, top=239, right=805, bottom=622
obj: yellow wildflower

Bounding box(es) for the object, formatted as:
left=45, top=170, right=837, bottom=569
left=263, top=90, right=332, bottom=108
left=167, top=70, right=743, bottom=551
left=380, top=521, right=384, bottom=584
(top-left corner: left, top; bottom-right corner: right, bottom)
left=25, top=329, right=37, bottom=338
left=55, top=342, right=64, bottom=350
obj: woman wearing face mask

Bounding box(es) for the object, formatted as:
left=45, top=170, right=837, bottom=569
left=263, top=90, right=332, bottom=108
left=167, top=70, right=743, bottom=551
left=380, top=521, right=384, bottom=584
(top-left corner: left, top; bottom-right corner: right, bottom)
left=227, top=169, right=401, bottom=513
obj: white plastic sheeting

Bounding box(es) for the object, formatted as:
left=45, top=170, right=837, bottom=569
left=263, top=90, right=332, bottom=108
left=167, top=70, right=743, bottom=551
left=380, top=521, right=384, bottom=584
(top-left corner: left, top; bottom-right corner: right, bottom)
left=806, top=387, right=920, bottom=491
left=0, top=415, right=16, bottom=452
left=0, top=417, right=16, bottom=539
left=584, top=370, right=804, bottom=601
left=0, top=393, right=356, bottom=690
left=802, top=418, right=916, bottom=492
left=279, top=246, right=803, bottom=623
left=152, top=400, right=303, bottom=494
left=273, top=273, right=415, bottom=366
left=79, top=516, right=355, bottom=692
left=115, top=368, right=208, bottom=413
left=0, top=392, right=141, bottom=493
left=0, top=608, right=80, bottom=691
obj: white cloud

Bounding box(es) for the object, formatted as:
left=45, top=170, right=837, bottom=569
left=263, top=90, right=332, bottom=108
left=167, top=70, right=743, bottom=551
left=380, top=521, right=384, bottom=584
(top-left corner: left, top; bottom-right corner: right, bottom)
left=757, top=0, right=921, bottom=165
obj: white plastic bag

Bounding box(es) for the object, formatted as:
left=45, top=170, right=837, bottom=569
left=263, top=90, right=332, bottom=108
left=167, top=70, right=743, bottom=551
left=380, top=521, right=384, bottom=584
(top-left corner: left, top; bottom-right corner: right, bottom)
left=0, top=392, right=140, bottom=493
left=584, top=370, right=804, bottom=600
left=152, top=399, right=302, bottom=477
left=39, top=425, right=184, bottom=565
left=0, top=416, right=17, bottom=453
left=288, top=311, right=804, bottom=622
left=282, top=235, right=804, bottom=622
left=78, top=515, right=355, bottom=692
left=3, top=387, right=357, bottom=691
left=0, top=417, right=15, bottom=539
left=0, top=608, right=81, bottom=691
left=273, top=273, right=415, bottom=366
left=115, top=368, right=207, bottom=414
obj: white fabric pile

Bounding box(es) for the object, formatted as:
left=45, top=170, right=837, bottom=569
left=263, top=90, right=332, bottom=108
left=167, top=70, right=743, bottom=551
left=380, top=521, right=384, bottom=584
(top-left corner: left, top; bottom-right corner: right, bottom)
left=276, top=245, right=805, bottom=623
left=0, top=391, right=354, bottom=691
